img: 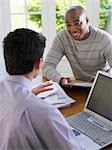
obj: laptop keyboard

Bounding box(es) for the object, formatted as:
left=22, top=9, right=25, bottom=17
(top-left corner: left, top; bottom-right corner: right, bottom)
left=67, top=112, right=112, bottom=146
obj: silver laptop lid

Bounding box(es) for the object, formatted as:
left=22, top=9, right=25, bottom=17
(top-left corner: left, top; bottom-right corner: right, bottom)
left=84, top=70, right=112, bottom=126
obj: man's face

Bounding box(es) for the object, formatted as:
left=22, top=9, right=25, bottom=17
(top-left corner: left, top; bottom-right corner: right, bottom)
left=65, top=11, right=89, bottom=40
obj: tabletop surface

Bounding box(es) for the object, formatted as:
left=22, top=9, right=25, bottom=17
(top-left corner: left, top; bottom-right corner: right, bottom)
left=60, top=86, right=90, bottom=117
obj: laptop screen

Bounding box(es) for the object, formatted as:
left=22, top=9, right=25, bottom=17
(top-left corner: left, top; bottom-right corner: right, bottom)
left=86, top=73, right=112, bottom=121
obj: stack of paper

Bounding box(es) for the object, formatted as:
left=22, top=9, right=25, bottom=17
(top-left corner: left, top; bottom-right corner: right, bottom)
left=32, top=78, right=75, bottom=108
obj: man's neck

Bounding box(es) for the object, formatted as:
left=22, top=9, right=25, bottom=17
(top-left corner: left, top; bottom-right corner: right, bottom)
left=24, top=72, right=34, bottom=81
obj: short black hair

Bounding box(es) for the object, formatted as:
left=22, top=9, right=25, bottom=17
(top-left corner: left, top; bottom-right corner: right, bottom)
left=66, top=5, right=85, bottom=15
left=3, top=28, right=46, bottom=75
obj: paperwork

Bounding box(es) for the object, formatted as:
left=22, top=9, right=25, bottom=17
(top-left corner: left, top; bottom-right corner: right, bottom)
left=66, top=82, right=92, bottom=88
left=38, top=82, right=75, bottom=108
left=32, top=77, right=75, bottom=108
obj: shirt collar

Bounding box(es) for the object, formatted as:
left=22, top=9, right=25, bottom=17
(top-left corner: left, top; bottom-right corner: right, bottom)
left=5, top=75, right=33, bottom=91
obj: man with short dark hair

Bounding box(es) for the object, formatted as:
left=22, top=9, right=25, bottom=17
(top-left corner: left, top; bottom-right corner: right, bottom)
left=0, top=28, right=81, bottom=150
left=43, top=6, right=112, bottom=86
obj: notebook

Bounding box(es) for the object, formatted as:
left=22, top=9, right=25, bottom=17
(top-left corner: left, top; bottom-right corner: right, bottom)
left=66, top=70, right=112, bottom=150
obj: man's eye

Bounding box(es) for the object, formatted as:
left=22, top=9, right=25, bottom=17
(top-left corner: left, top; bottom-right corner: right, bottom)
left=66, top=24, right=71, bottom=27
left=74, top=21, right=82, bottom=26
left=74, top=22, right=79, bottom=26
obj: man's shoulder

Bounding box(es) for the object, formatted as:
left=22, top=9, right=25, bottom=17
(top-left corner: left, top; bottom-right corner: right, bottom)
left=56, top=29, right=68, bottom=38
left=54, top=30, right=71, bottom=44
left=25, top=94, right=58, bottom=115
left=91, top=26, right=112, bottom=40
left=25, top=95, right=63, bottom=124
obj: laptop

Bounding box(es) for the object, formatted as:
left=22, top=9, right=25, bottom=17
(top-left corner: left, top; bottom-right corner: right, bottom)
left=67, top=70, right=112, bottom=150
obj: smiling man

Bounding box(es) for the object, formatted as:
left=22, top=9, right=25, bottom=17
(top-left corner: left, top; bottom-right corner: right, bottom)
left=65, top=6, right=90, bottom=40
left=42, top=6, right=112, bottom=86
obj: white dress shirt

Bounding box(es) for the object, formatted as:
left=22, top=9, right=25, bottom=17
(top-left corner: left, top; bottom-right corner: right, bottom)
left=0, top=75, right=82, bottom=150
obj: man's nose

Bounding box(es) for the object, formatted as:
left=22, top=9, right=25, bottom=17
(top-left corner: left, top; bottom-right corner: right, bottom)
left=69, top=25, right=79, bottom=32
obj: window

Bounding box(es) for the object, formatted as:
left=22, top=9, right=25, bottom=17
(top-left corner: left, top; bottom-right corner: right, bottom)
left=10, top=0, right=56, bottom=56
left=99, top=0, right=112, bottom=34
left=10, top=0, right=42, bottom=32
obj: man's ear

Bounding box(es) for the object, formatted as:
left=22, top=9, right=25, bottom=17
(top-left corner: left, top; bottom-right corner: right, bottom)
left=35, top=58, right=43, bottom=70
left=86, top=17, right=89, bottom=23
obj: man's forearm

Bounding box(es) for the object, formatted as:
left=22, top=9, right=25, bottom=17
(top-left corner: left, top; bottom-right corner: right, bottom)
left=42, top=64, right=62, bottom=83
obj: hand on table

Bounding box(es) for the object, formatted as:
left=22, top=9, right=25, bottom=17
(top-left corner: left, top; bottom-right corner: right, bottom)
left=60, top=77, right=73, bottom=86
left=32, top=81, right=53, bottom=95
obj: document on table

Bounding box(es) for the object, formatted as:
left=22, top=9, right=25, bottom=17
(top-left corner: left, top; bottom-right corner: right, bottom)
left=32, top=79, right=75, bottom=108
left=66, top=82, right=93, bottom=88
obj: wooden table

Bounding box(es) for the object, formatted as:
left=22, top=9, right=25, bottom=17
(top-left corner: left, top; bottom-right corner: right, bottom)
left=59, top=87, right=90, bottom=117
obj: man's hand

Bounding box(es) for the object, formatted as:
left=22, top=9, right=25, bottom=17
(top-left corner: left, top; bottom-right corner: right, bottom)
left=60, top=77, right=72, bottom=86
left=32, top=81, right=53, bottom=95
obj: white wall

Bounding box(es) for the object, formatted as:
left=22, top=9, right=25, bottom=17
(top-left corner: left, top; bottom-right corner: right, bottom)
left=0, top=0, right=11, bottom=79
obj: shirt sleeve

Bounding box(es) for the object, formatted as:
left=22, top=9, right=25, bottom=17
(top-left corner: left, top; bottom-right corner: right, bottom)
left=38, top=107, right=82, bottom=150
left=23, top=95, right=83, bottom=150
left=42, top=33, right=65, bottom=83
left=104, top=40, right=112, bottom=68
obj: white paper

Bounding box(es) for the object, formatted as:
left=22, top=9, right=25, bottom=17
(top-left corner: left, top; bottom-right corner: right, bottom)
left=67, top=82, right=92, bottom=88
left=32, top=80, right=75, bottom=108
left=39, top=82, right=75, bottom=108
